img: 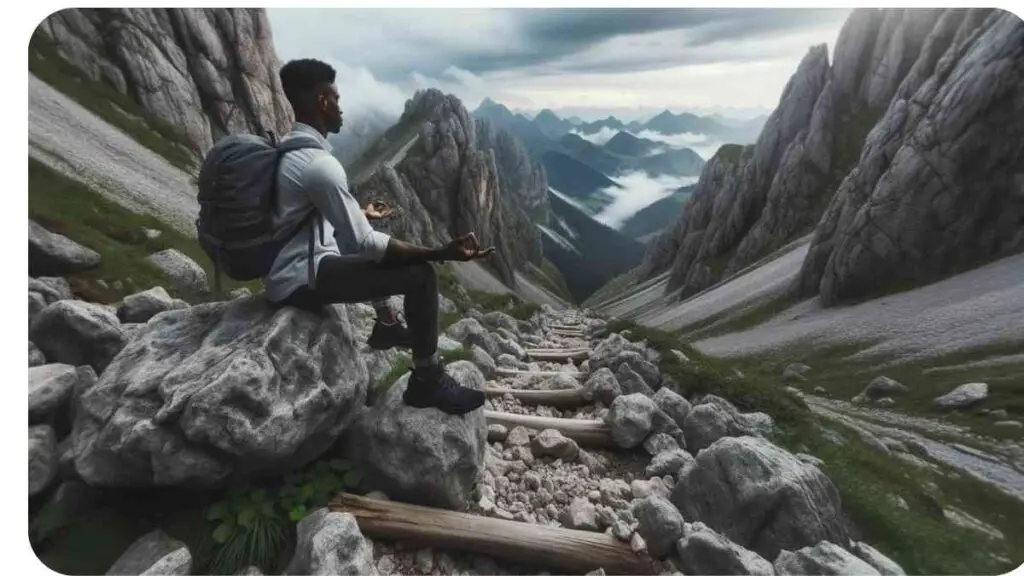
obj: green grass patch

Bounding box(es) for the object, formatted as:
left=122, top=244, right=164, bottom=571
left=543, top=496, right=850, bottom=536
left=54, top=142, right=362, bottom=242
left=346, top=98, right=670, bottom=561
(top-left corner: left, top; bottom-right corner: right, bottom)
left=534, top=259, right=574, bottom=303
left=29, top=158, right=259, bottom=304
left=730, top=340, right=1024, bottom=439
left=467, top=289, right=542, bottom=321
left=774, top=418, right=1024, bottom=575
left=715, top=143, right=750, bottom=164
left=605, top=319, right=811, bottom=428
left=29, top=31, right=197, bottom=174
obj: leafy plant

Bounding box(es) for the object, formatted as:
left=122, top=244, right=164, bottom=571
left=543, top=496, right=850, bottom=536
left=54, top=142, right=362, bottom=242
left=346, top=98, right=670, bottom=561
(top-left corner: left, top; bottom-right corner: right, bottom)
left=279, top=459, right=363, bottom=522
left=205, top=487, right=288, bottom=574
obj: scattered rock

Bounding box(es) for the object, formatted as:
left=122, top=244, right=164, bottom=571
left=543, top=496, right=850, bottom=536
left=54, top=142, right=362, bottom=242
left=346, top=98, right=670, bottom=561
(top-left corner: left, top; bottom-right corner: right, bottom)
left=814, top=386, right=827, bottom=395
left=437, top=334, right=463, bottom=352
left=29, top=425, right=58, bottom=497
left=850, top=541, right=906, bottom=575
left=104, top=534, right=191, bottom=575
left=531, top=429, right=580, bottom=462
left=606, top=394, right=659, bottom=449
left=28, top=363, right=84, bottom=427
left=582, top=368, right=622, bottom=405
left=862, top=376, right=910, bottom=399
left=943, top=506, right=1005, bottom=540
left=670, top=349, right=690, bottom=363
left=653, top=387, right=691, bottom=431
left=782, top=363, right=812, bottom=382
left=643, top=433, right=680, bottom=456
left=683, top=395, right=773, bottom=453
left=29, top=220, right=101, bottom=276
left=673, top=436, right=848, bottom=559
left=796, top=453, right=825, bottom=467
left=774, top=541, right=880, bottom=575
left=876, top=397, right=896, bottom=407
left=284, top=509, right=379, bottom=576
left=117, top=286, right=187, bottom=323
left=630, top=532, right=647, bottom=554
left=633, top=495, right=686, bottom=558
left=30, top=300, right=128, bottom=374
left=29, top=341, right=46, bottom=367
left=140, top=227, right=162, bottom=240
left=988, top=409, right=1009, bottom=419
left=544, top=372, right=582, bottom=391
left=30, top=276, right=75, bottom=304
left=30, top=291, right=47, bottom=328
left=676, top=524, right=775, bottom=576
left=631, top=477, right=671, bottom=500
left=146, top=249, right=209, bottom=294
left=933, top=383, right=988, bottom=410
left=506, top=426, right=532, bottom=447
left=646, top=449, right=696, bottom=479
left=228, top=287, right=252, bottom=300
left=487, top=423, right=508, bottom=442
left=561, top=497, right=599, bottom=531
left=470, top=345, right=496, bottom=378
left=616, top=363, right=655, bottom=397
left=994, top=420, right=1023, bottom=429
left=72, top=299, right=368, bottom=487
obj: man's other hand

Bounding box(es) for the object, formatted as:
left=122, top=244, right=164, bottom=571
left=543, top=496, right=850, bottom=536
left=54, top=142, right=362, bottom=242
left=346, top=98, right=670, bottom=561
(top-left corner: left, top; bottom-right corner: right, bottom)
left=441, top=232, right=496, bottom=261
left=364, top=200, right=394, bottom=220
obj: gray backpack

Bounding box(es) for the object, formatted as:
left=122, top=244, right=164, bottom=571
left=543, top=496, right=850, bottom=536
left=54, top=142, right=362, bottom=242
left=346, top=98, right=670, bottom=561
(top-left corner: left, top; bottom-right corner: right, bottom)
left=196, top=132, right=321, bottom=292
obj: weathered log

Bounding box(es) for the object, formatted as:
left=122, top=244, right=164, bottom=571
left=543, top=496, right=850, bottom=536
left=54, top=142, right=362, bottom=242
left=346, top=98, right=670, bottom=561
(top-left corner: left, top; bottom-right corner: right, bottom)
left=484, top=386, right=588, bottom=409
left=329, top=493, right=656, bottom=575
left=495, top=368, right=586, bottom=380
left=484, top=410, right=615, bottom=450
left=525, top=348, right=591, bottom=361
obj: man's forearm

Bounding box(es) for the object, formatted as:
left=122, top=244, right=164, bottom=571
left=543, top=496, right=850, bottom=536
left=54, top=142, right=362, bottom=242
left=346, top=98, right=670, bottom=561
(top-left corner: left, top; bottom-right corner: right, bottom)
left=380, top=237, right=445, bottom=264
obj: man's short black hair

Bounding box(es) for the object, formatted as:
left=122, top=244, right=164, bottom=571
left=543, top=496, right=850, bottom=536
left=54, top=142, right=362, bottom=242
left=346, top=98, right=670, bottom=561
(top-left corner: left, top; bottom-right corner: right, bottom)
left=279, top=59, right=336, bottom=110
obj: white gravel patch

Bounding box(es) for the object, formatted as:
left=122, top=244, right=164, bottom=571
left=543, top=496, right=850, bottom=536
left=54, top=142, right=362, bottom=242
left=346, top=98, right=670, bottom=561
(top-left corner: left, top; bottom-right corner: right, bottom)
left=30, top=74, right=201, bottom=236
left=694, top=252, right=1024, bottom=363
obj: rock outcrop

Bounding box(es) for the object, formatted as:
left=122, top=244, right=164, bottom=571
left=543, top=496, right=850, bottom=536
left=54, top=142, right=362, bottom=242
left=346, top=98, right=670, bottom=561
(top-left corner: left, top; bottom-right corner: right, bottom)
left=639, top=8, right=1023, bottom=307
left=34, top=8, right=292, bottom=162
left=70, top=298, right=369, bottom=487
left=352, top=89, right=539, bottom=288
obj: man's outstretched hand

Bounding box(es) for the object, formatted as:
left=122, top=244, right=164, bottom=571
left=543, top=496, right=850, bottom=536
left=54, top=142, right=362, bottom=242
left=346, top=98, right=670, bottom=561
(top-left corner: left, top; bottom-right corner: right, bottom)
left=441, top=232, right=495, bottom=261
left=364, top=200, right=394, bottom=220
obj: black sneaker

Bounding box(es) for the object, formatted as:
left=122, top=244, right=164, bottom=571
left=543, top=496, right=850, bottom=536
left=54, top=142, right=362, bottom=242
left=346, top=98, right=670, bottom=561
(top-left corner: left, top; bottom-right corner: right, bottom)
left=367, top=320, right=412, bottom=350
left=403, top=363, right=485, bottom=415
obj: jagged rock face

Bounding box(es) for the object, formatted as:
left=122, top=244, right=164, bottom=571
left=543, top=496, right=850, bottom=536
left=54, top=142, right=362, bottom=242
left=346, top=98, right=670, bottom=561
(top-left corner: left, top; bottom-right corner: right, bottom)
left=800, top=10, right=1024, bottom=304
left=354, top=89, right=531, bottom=286
left=640, top=9, right=1018, bottom=307
left=35, top=8, right=292, bottom=161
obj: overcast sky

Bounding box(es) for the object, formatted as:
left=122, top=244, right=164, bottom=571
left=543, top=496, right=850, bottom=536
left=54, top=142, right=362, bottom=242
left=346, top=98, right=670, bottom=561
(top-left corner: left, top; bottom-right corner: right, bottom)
left=267, top=8, right=852, bottom=122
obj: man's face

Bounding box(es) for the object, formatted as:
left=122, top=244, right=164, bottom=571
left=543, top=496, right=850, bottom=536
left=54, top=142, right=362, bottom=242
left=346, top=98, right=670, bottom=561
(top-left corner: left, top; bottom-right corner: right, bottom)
left=319, top=83, right=343, bottom=133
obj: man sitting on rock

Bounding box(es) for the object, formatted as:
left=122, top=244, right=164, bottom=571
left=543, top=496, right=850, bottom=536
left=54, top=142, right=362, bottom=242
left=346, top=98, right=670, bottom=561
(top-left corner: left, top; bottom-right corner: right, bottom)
left=264, top=58, right=493, bottom=415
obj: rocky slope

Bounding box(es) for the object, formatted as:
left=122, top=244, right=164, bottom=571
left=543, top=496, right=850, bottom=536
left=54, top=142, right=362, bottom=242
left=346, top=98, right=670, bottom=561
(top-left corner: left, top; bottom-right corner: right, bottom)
left=34, top=8, right=292, bottom=161
left=351, top=89, right=542, bottom=287
left=637, top=8, right=1022, bottom=305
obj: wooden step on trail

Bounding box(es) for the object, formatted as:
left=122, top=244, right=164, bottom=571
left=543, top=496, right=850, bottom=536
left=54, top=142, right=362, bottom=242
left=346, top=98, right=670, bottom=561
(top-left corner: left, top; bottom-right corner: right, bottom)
left=494, top=368, right=587, bottom=380
left=330, top=494, right=655, bottom=575
left=484, top=386, right=589, bottom=409
left=524, top=348, right=590, bottom=361
left=484, top=410, right=614, bottom=450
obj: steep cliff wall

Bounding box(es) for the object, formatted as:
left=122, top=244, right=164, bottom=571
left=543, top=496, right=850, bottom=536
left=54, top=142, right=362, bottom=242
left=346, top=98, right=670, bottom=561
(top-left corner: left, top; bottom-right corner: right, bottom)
left=638, top=8, right=1021, bottom=306
left=352, top=89, right=539, bottom=287
left=33, top=8, right=292, bottom=161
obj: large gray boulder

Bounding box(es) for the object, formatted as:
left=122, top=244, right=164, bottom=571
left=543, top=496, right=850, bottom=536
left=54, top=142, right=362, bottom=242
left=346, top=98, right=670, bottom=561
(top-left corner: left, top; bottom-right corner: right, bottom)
left=683, top=395, right=774, bottom=453
left=117, top=286, right=188, bottom=323
left=284, top=509, right=378, bottom=576
left=774, top=541, right=880, bottom=575
left=470, top=345, right=497, bottom=379
left=672, top=436, right=848, bottom=560
left=29, top=425, right=58, bottom=497
left=106, top=530, right=191, bottom=575
left=29, top=220, right=100, bottom=276
left=606, top=393, right=685, bottom=449
left=653, top=387, right=692, bottom=429
left=860, top=376, right=910, bottom=400
left=29, top=291, right=47, bottom=329
left=343, top=361, right=487, bottom=509
left=30, top=300, right=128, bottom=374
left=850, top=541, right=905, bottom=575
left=344, top=303, right=406, bottom=385
left=71, top=298, right=368, bottom=487
left=146, top=249, right=209, bottom=294
left=646, top=448, right=696, bottom=479
left=676, top=523, right=775, bottom=575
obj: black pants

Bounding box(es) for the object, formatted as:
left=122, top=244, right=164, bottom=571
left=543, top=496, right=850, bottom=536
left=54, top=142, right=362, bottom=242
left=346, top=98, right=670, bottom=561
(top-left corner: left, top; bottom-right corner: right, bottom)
left=274, top=257, right=439, bottom=358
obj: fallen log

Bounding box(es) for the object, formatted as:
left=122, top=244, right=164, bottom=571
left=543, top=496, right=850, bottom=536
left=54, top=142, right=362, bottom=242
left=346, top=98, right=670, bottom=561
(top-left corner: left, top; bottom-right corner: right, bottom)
left=330, top=493, right=655, bottom=575
left=484, top=386, right=589, bottom=409
left=525, top=348, right=591, bottom=361
left=484, top=410, right=615, bottom=450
